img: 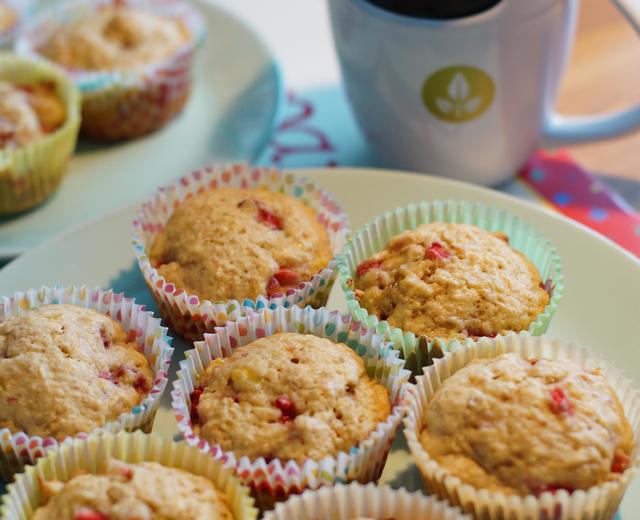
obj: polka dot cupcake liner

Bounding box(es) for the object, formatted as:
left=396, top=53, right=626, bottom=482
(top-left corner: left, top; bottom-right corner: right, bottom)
left=262, top=482, right=470, bottom=520
left=0, top=431, right=258, bottom=519
left=171, top=305, right=412, bottom=510
left=132, top=163, right=350, bottom=343
left=0, top=54, right=81, bottom=215
left=336, top=199, right=564, bottom=375
left=15, top=0, right=206, bottom=140
left=0, top=286, right=174, bottom=482
left=404, top=334, right=640, bottom=520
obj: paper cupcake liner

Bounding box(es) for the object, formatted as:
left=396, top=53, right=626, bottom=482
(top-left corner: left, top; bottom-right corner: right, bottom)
left=337, top=200, right=564, bottom=375
left=0, top=431, right=258, bottom=519
left=171, top=305, right=412, bottom=509
left=403, top=334, right=640, bottom=520
left=16, top=0, right=206, bottom=140
left=0, top=54, right=81, bottom=215
left=263, top=482, right=470, bottom=520
left=132, top=163, right=350, bottom=342
left=0, top=1, right=34, bottom=49
left=0, top=286, right=174, bottom=481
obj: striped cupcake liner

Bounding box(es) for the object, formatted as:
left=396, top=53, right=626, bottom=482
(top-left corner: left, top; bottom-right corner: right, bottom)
left=171, top=305, right=412, bottom=509
left=0, top=53, right=81, bottom=215
left=132, top=163, right=350, bottom=343
left=0, top=431, right=258, bottom=519
left=337, top=199, right=564, bottom=375
left=0, top=286, right=174, bottom=482
left=15, top=0, right=206, bottom=140
left=404, top=334, right=640, bottom=520
left=263, top=482, right=470, bottom=520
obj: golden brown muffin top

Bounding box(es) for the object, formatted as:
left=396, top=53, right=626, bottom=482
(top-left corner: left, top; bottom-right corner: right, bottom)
left=354, top=223, right=549, bottom=339
left=194, top=333, right=391, bottom=462
left=421, top=353, right=634, bottom=496
left=150, top=188, right=332, bottom=302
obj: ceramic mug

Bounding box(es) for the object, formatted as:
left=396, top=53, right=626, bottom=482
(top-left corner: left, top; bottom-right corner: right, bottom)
left=328, top=0, right=640, bottom=185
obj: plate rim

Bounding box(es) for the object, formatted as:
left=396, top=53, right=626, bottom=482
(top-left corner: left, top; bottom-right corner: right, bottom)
left=2, top=166, right=638, bottom=277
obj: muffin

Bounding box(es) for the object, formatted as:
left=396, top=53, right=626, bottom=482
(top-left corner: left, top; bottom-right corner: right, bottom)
left=421, top=353, right=633, bottom=495
left=0, top=2, right=16, bottom=43
left=263, top=483, right=470, bottom=520
left=338, top=200, right=563, bottom=373
left=192, top=333, right=390, bottom=462
left=172, top=305, right=410, bottom=507
left=404, top=335, right=640, bottom=519
left=354, top=223, right=549, bottom=340
left=17, top=0, right=205, bottom=140
left=150, top=188, right=333, bottom=303
left=0, top=304, right=153, bottom=440
left=0, top=54, right=80, bottom=215
left=40, top=5, right=190, bottom=72
left=133, top=164, right=349, bottom=342
left=0, top=80, right=66, bottom=146
left=33, top=458, right=234, bottom=519
left=1, top=432, right=258, bottom=520
left=0, top=286, right=173, bottom=481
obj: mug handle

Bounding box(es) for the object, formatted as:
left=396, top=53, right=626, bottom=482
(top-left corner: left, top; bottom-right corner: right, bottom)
left=543, top=0, right=640, bottom=143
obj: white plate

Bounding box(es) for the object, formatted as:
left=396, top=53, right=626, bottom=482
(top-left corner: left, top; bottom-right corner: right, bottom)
left=0, top=168, right=638, bottom=517
left=0, top=0, right=284, bottom=258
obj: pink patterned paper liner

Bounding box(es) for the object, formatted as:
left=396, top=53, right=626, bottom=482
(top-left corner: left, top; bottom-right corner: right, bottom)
left=404, top=334, right=640, bottom=520
left=263, top=482, right=470, bottom=520
left=132, top=163, right=350, bottom=342
left=171, top=305, right=412, bottom=506
left=15, top=0, right=206, bottom=140
left=0, top=286, right=174, bottom=482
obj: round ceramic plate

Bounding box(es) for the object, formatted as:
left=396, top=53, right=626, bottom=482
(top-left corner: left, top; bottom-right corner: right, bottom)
left=0, top=0, right=284, bottom=258
left=0, top=168, right=638, bottom=517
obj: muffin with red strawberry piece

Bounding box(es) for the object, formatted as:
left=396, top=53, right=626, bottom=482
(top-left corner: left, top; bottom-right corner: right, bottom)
left=150, top=188, right=333, bottom=303
left=0, top=304, right=154, bottom=440
left=353, top=222, right=549, bottom=341
left=419, top=352, right=633, bottom=496
left=32, top=458, right=234, bottom=520
left=191, top=332, right=390, bottom=462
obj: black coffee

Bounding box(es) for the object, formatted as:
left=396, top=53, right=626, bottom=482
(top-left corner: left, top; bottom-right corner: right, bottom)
left=365, top=0, right=502, bottom=19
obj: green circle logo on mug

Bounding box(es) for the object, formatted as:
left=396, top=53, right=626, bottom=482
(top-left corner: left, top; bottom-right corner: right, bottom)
left=422, top=66, right=495, bottom=122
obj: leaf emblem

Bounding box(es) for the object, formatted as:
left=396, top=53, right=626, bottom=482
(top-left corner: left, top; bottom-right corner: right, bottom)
left=447, top=73, right=469, bottom=101
left=435, top=98, right=453, bottom=114
left=464, top=97, right=481, bottom=113
left=422, top=66, right=495, bottom=123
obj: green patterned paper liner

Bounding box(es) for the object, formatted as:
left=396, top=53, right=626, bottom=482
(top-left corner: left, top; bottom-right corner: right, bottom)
left=0, top=431, right=258, bottom=519
left=337, top=200, right=564, bottom=374
left=263, top=482, right=470, bottom=520
left=404, top=334, right=640, bottom=520
left=15, top=0, right=206, bottom=140
left=0, top=286, right=174, bottom=482
left=172, top=305, right=412, bottom=509
left=132, top=163, right=350, bottom=343
left=0, top=53, right=81, bottom=214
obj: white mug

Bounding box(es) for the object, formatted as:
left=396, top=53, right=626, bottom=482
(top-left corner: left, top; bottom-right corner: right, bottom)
left=328, top=0, right=640, bottom=185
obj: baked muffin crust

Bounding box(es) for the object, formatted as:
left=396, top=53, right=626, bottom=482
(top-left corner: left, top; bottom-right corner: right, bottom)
left=420, top=353, right=634, bottom=495
left=150, top=188, right=332, bottom=302
left=354, top=223, right=549, bottom=339
left=34, top=458, right=234, bottom=520
left=0, top=304, right=153, bottom=440
left=194, top=333, right=391, bottom=462
left=41, top=5, right=189, bottom=71
left=0, top=80, right=66, bottom=147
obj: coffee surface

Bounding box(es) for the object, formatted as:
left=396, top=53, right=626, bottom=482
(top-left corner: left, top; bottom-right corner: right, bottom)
left=365, top=0, right=502, bottom=19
